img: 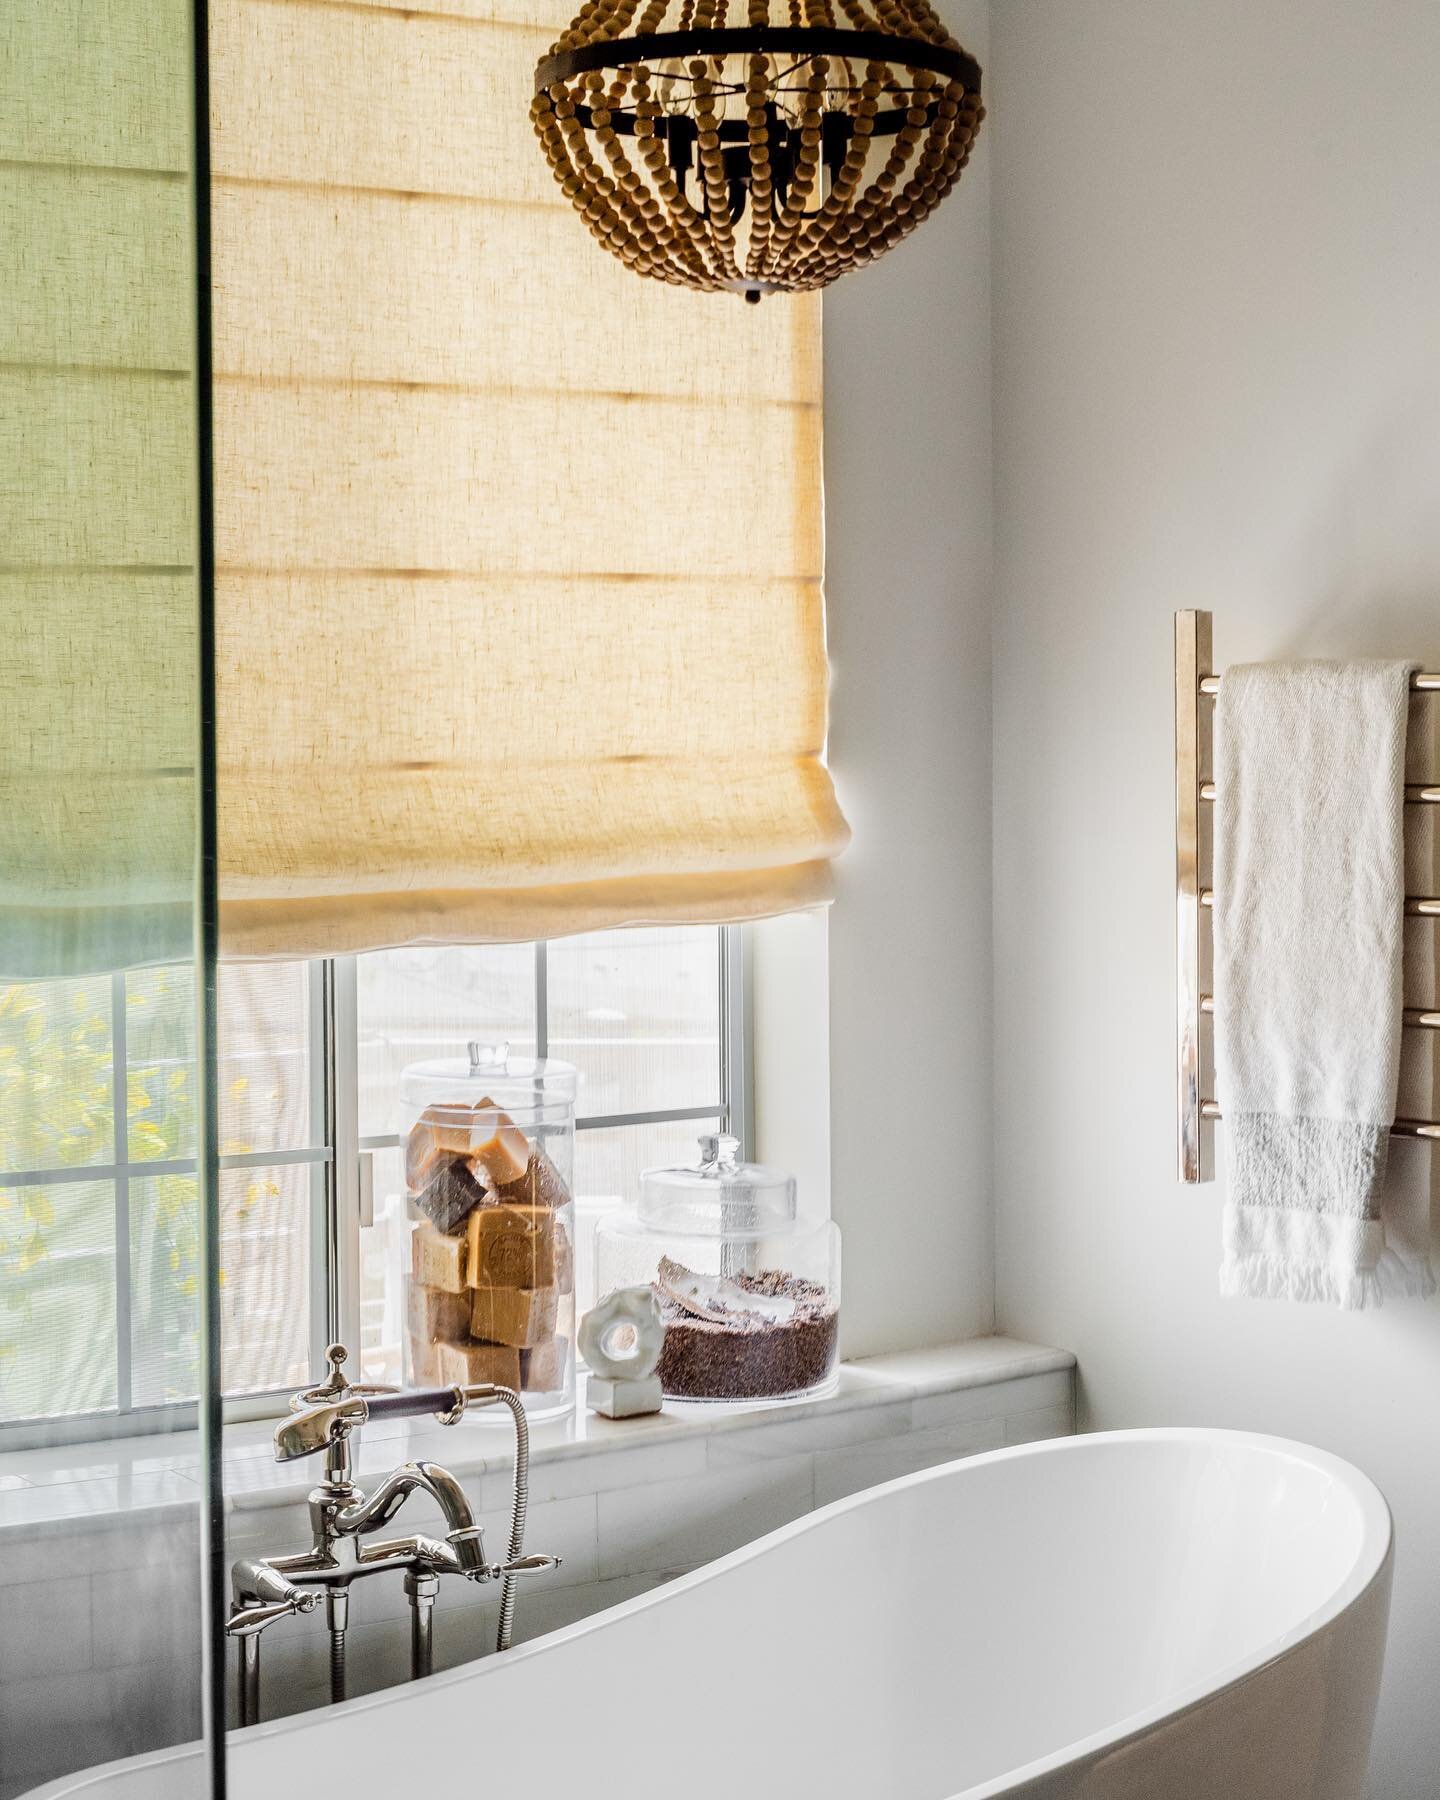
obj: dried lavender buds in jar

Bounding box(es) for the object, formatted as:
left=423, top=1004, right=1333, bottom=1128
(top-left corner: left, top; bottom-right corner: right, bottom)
left=653, top=1260, right=839, bottom=1400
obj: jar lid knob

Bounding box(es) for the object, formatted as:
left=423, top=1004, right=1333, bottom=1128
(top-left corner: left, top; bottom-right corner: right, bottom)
left=468, top=1040, right=510, bottom=1073
left=698, top=1132, right=741, bottom=1171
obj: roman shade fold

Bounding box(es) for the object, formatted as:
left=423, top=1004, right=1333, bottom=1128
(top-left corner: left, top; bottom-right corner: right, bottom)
left=209, top=0, right=846, bottom=958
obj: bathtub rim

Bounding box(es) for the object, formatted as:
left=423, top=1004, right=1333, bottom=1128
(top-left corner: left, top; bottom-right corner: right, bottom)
left=943, top=1427, right=1394, bottom=1797
left=17, top=1425, right=1393, bottom=1800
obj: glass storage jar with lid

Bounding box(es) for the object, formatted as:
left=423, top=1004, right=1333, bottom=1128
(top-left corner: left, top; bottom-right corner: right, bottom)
left=399, top=1042, right=577, bottom=1421
left=594, top=1134, right=840, bottom=1402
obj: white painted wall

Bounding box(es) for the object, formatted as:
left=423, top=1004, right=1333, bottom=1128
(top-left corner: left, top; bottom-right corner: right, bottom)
left=751, top=909, right=832, bottom=1223
left=989, top=3, right=1440, bottom=1794
left=823, top=0, right=996, bottom=1357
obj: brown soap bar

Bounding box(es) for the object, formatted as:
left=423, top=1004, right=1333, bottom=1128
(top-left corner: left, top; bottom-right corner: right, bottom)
left=435, top=1339, right=522, bottom=1389
left=468, top=1203, right=556, bottom=1290
left=409, top=1281, right=471, bottom=1346
left=406, top=1101, right=478, bottom=1191
left=488, top=1145, right=572, bottom=1211
left=412, top=1221, right=468, bottom=1293
left=521, top=1335, right=569, bottom=1393
left=467, top=1098, right=531, bottom=1188
left=413, top=1157, right=488, bottom=1236
left=469, top=1284, right=560, bottom=1349
left=407, top=1280, right=469, bottom=1387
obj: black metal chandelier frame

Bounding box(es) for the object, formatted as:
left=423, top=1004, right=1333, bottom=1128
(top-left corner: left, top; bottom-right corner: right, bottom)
left=536, top=28, right=980, bottom=230
left=535, top=27, right=980, bottom=95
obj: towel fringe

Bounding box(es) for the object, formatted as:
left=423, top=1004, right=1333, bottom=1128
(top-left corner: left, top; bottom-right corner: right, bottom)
left=1220, top=1247, right=1435, bottom=1311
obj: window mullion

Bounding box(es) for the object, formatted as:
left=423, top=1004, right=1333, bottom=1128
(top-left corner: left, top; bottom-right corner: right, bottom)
left=720, top=924, right=754, bottom=1158
left=111, top=969, right=133, bottom=1414
left=534, top=940, right=549, bottom=1059
left=318, top=955, right=362, bottom=1362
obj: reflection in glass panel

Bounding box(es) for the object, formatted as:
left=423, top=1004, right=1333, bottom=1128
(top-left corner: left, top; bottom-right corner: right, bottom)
left=0, top=1178, right=118, bottom=1423
left=0, top=0, right=215, bottom=1789
left=126, top=965, right=199, bottom=1163
left=129, top=1169, right=201, bottom=1407
left=547, top=926, right=722, bottom=1118
left=0, top=961, right=318, bottom=1421
left=0, top=974, right=116, bottom=1174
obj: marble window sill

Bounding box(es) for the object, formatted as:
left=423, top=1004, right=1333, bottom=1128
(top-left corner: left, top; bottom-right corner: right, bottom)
left=0, top=1336, right=1075, bottom=1540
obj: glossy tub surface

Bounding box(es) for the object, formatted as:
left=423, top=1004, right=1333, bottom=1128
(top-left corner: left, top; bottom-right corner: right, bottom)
left=26, top=1428, right=1392, bottom=1800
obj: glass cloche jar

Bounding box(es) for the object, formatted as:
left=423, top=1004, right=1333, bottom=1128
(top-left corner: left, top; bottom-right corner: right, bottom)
left=594, top=1134, right=840, bottom=1402
left=399, top=1043, right=577, bottom=1421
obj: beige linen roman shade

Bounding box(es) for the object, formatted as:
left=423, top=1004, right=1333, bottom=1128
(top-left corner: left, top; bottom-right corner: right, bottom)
left=208, top=0, right=847, bottom=958
left=1, top=1, right=200, bottom=978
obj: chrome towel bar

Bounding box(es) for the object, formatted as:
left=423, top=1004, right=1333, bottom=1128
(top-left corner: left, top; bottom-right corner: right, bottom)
left=1199, top=995, right=1440, bottom=1032
left=1175, top=610, right=1440, bottom=1183
left=1200, top=672, right=1440, bottom=694
left=1199, top=1100, right=1440, bottom=1144
left=1199, top=888, right=1440, bottom=917
left=1199, top=782, right=1440, bottom=805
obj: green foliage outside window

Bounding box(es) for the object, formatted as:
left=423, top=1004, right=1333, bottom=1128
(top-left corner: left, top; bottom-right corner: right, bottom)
left=0, top=968, right=206, bottom=1420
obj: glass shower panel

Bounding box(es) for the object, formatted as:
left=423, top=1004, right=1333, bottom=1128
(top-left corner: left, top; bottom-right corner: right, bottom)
left=0, top=2, right=223, bottom=1796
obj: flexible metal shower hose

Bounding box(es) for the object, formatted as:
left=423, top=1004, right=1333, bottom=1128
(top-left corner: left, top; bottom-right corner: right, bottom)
left=493, top=1386, right=529, bottom=1653
left=329, top=1627, right=346, bottom=1703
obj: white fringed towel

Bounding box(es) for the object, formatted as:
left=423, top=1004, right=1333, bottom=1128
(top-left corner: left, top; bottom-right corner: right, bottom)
left=1214, top=659, right=1430, bottom=1308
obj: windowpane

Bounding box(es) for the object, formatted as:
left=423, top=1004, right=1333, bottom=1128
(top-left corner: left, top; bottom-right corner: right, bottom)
left=217, top=1163, right=313, bottom=1397
left=358, top=1142, right=406, bottom=1387
left=124, top=962, right=316, bottom=1162
left=0, top=1178, right=117, bottom=1422
left=573, top=1118, right=722, bottom=1317
left=124, top=965, right=196, bottom=1163
left=128, top=1169, right=200, bottom=1405
left=130, top=1163, right=316, bottom=1405
left=356, top=944, right=536, bottom=1138
left=575, top=1116, right=720, bottom=1210
left=0, top=974, right=115, bottom=1174
left=2, top=930, right=737, bottom=1425
left=217, top=960, right=314, bottom=1155
left=548, top=927, right=722, bottom=1119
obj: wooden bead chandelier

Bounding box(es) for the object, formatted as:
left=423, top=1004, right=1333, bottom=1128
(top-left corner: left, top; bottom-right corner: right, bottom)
left=531, top=0, right=984, bottom=300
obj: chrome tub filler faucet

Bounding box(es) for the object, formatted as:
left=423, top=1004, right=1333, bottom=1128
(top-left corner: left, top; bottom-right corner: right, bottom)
left=225, top=1343, right=558, bottom=1725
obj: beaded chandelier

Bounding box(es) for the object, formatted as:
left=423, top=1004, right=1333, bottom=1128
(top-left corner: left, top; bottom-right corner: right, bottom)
left=531, top=0, right=984, bottom=300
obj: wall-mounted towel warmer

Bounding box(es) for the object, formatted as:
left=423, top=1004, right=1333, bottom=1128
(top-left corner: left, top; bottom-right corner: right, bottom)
left=1175, top=609, right=1440, bottom=1182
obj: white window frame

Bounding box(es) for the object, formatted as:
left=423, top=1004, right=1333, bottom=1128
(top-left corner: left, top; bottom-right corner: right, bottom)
left=0, top=928, right=751, bottom=1449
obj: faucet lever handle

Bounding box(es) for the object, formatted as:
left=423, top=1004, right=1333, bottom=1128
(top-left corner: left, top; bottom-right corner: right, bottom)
left=273, top=1393, right=368, bottom=1461
left=494, top=1552, right=561, bottom=1578
left=226, top=1590, right=319, bottom=1637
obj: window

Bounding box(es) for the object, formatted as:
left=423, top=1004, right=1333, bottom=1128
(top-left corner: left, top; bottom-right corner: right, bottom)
left=0, top=926, right=747, bottom=1440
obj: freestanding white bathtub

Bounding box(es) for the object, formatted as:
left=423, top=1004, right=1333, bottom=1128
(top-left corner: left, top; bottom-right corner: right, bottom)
left=26, top=1428, right=1392, bottom=1800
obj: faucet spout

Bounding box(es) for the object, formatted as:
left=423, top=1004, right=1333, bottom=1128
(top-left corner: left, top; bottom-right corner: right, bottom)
left=335, top=1461, right=488, bottom=1578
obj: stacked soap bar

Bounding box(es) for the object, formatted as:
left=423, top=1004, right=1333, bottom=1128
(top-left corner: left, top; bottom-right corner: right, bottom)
left=407, top=1097, right=574, bottom=1395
